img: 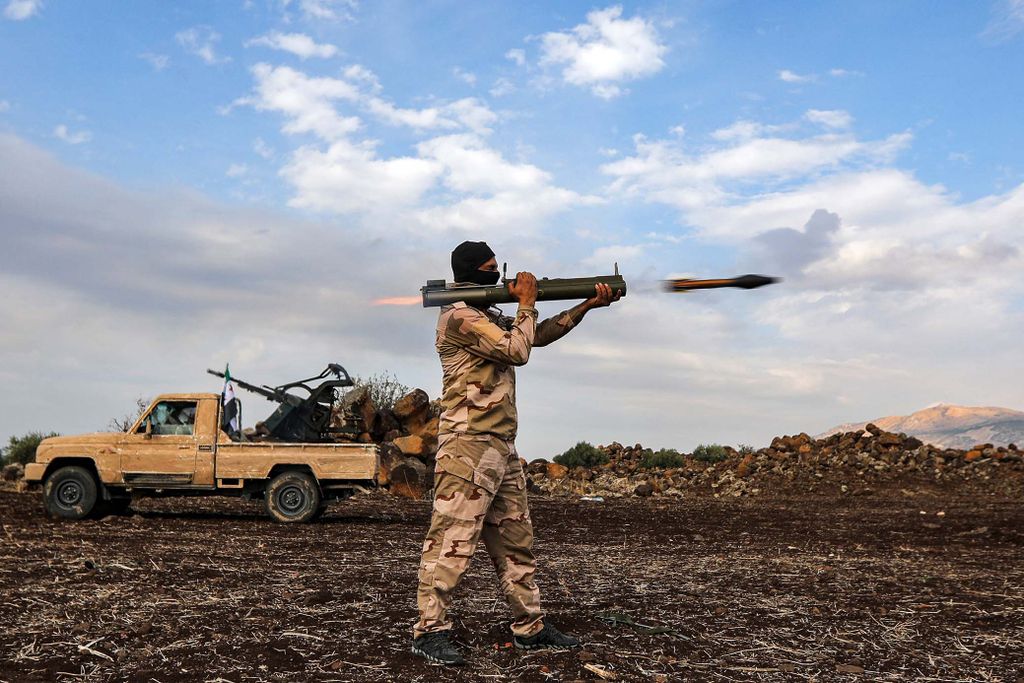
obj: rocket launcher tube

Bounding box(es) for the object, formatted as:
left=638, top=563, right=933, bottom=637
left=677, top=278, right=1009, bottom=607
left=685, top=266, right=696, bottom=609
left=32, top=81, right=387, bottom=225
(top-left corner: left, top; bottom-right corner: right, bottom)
left=421, top=274, right=628, bottom=308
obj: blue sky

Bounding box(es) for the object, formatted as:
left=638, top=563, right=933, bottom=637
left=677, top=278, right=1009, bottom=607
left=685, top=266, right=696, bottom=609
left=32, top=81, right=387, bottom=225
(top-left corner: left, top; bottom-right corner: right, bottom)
left=1, top=0, right=1023, bottom=458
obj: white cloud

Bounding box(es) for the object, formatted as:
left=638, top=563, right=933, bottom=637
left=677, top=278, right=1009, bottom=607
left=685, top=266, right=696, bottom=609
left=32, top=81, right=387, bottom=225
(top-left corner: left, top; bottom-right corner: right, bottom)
left=778, top=69, right=814, bottom=83
left=246, top=31, right=338, bottom=59
left=711, top=120, right=774, bottom=141
left=805, top=109, right=853, bottom=129
left=829, top=67, right=863, bottom=78
left=53, top=124, right=91, bottom=145
left=603, top=124, right=911, bottom=217
left=3, top=0, right=41, bottom=20
left=489, top=77, right=515, bottom=98
left=580, top=243, right=644, bottom=269
left=175, top=25, right=230, bottom=65
left=413, top=134, right=600, bottom=233
left=287, top=0, right=357, bottom=21
left=234, top=64, right=498, bottom=138
left=226, top=163, right=249, bottom=178
left=139, top=52, right=170, bottom=71
left=253, top=137, right=274, bottom=159
left=282, top=139, right=441, bottom=213
left=452, top=67, right=476, bottom=86
left=505, top=48, right=526, bottom=66
left=234, top=63, right=362, bottom=140
left=982, top=0, right=1024, bottom=42
left=0, top=100, right=10, bottom=112
left=539, top=5, right=667, bottom=98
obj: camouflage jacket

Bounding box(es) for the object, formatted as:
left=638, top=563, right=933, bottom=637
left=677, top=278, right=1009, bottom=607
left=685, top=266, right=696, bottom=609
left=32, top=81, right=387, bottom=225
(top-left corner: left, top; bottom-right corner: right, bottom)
left=436, top=301, right=584, bottom=440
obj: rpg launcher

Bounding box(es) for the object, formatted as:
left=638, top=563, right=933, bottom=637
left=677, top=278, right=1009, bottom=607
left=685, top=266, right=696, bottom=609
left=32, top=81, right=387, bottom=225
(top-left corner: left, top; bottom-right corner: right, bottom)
left=421, top=264, right=779, bottom=308
left=421, top=264, right=628, bottom=308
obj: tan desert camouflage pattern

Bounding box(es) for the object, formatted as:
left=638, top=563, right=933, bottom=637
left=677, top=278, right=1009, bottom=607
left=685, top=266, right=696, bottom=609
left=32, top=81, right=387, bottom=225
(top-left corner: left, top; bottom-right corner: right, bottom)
left=415, top=434, right=543, bottom=637
left=436, top=301, right=583, bottom=439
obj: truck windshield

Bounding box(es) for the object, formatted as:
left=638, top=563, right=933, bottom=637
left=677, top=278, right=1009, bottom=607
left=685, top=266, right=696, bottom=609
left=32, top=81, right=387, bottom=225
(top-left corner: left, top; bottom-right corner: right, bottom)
left=138, top=401, right=198, bottom=436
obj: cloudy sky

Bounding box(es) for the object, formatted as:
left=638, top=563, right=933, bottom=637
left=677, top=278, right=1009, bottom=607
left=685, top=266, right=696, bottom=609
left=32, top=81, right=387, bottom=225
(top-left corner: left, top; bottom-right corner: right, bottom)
left=1, top=0, right=1022, bottom=459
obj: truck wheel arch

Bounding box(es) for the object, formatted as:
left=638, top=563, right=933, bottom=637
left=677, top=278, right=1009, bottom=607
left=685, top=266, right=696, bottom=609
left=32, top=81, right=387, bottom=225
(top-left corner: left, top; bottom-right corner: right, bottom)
left=43, top=457, right=101, bottom=484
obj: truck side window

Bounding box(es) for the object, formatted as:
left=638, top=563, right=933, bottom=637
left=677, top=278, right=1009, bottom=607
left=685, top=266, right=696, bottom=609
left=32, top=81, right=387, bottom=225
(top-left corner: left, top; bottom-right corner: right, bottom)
left=137, top=401, right=198, bottom=436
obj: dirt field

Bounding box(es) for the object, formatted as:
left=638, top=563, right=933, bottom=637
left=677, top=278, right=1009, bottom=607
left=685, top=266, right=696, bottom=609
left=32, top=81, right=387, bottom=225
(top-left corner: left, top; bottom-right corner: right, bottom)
left=1, top=487, right=1022, bottom=682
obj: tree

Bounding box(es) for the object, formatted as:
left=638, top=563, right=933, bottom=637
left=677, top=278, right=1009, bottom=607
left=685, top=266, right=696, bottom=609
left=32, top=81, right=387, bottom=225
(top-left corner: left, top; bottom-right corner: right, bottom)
left=3, top=432, right=60, bottom=466
left=108, top=397, right=151, bottom=432
left=350, top=372, right=411, bottom=413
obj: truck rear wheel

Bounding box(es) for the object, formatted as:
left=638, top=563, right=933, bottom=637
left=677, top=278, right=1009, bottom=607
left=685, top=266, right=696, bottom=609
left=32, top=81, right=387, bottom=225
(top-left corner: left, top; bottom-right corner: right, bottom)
left=265, top=471, right=321, bottom=523
left=44, top=466, right=98, bottom=520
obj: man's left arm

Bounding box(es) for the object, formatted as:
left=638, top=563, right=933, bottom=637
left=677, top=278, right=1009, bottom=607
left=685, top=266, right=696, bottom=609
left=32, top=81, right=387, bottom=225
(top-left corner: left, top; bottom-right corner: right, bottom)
left=533, top=282, right=621, bottom=348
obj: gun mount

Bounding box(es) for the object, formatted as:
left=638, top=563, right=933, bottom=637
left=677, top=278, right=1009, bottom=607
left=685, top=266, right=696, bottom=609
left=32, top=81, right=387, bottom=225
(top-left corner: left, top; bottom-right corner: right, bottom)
left=207, top=364, right=358, bottom=443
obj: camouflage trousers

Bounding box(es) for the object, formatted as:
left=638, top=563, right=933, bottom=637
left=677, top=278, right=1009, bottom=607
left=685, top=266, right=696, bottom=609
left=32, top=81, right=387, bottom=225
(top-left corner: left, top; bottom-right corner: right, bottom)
left=414, top=433, right=544, bottom=638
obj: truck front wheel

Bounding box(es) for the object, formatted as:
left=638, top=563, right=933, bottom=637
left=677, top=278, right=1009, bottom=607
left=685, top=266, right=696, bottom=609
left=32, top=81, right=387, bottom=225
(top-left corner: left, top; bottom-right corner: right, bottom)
left=265, top=471, right=321, bottom=523
left=44, top=466, right=98, bottom=520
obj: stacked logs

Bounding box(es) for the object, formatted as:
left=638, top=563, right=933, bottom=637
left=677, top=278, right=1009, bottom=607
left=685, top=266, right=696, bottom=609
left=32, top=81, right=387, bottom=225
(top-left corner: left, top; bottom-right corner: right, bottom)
left=329, top=388, right=440, bottom=499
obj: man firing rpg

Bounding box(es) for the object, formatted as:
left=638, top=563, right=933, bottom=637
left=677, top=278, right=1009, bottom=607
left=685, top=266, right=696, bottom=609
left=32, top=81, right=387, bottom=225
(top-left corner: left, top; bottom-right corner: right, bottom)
left=412, top=241, right=621, bottom=665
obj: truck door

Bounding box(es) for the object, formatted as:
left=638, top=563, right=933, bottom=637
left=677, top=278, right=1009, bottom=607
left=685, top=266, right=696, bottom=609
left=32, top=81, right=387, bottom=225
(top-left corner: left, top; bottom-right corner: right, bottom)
left=120, top=400, right=199, bottom=487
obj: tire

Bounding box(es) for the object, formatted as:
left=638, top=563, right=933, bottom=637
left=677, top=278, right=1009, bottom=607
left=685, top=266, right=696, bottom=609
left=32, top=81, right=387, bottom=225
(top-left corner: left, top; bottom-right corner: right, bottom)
left=265, top=471, right=321, bottom=523
left=44, top=466, right=98, bottom=520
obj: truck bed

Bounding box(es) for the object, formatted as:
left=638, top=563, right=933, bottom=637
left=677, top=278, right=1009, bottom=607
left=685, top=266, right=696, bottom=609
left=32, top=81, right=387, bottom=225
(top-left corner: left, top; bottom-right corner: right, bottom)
left=214, top=442, right=379, bottom=482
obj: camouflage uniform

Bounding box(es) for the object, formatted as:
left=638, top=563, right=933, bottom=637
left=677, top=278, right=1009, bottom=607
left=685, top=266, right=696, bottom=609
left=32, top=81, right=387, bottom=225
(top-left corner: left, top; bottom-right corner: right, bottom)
left=414, top=299, right=584, bottom=638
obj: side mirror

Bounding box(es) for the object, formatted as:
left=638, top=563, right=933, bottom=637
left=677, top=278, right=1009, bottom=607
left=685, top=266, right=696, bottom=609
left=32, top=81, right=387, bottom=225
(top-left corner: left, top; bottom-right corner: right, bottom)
left=144, top=417, right=153, bottom=439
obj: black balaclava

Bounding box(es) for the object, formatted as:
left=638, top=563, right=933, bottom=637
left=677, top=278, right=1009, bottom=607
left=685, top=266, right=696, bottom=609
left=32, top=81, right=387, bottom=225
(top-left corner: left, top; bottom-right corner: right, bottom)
left=451, top=241, right=499, bottom=285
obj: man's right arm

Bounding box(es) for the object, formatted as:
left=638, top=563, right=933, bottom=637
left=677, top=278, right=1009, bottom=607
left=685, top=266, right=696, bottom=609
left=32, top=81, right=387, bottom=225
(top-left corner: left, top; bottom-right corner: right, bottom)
left=444, top=305, right=537, bottom=366
left=444, top=270, right=540, bottom=366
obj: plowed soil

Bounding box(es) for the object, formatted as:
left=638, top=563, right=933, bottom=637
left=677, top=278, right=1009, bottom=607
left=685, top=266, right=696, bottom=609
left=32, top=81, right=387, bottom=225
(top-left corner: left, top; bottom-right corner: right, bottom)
left=1, top=487, right=1022, bottom=682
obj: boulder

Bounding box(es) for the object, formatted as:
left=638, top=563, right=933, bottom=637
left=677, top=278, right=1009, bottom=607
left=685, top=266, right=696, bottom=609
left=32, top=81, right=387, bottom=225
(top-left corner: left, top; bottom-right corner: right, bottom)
left=546, top=463, right=569, bottom=480
left=736, top=454, right=755, bottom=478
left=634, top=483, right=654, bottom=497
left=2, top=463, right=24, bottom=481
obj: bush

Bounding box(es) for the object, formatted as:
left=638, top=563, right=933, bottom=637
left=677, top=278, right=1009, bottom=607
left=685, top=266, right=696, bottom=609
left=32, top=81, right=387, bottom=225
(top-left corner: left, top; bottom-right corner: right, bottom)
left=640, top=448, right=686, bottom=469
left=3, top=432, right=59, bottom=466
left=738, top=443, right=756, bottom=456
left=554, top=441, right=608, bottom=468
left=692, top=443, right=728, bottom=463
left=352, top=371, right=411, bottom=412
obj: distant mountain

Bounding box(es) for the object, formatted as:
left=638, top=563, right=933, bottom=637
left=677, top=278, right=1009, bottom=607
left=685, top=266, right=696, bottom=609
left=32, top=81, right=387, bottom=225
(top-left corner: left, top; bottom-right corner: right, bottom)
left=817, top=404, right=1024, bottom=450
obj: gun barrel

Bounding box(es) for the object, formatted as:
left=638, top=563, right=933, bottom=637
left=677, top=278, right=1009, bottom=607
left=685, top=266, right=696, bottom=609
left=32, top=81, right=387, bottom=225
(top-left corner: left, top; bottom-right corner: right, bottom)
left=664, top=274, right=779, bottom=292
left=422, top=274, right=627, bottom=308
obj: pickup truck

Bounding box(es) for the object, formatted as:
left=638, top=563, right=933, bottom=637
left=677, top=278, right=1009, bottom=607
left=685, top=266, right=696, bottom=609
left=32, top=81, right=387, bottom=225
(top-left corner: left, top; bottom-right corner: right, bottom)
left=24, top=393, right=379, bottom=523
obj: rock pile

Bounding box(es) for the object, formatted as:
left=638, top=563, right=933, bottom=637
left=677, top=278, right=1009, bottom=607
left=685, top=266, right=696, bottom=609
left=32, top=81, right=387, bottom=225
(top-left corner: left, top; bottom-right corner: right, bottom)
left=329, top=387, right=440, bottom=499
left=2, top=463, right=24, bottom=482
left=526, top=425, right=1024, bottom=499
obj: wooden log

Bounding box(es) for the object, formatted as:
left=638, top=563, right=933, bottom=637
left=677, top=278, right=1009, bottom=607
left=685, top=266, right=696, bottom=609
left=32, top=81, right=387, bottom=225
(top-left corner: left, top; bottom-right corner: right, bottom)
left=389, top=457, right=430, bottom=499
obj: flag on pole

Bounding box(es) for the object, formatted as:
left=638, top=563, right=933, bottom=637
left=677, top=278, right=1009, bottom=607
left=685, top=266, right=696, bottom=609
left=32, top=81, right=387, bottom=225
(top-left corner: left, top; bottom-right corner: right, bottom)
left=221, top=363, right=240, bottom=435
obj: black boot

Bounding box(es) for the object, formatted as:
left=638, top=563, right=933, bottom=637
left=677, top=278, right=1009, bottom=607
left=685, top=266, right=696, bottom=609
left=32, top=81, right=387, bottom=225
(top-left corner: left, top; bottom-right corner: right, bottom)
left=411, top=632, right=465, bottom=665
left=514, top=622, right=580, bottom=650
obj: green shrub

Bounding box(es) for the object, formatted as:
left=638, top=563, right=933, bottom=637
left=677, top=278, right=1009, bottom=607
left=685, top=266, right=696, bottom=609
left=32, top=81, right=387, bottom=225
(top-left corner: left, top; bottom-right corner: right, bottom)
left=3, top=432, right=59, bottom=466
left=640, top=448, right=686, bottom=469
left=554, top=441, right=608, bottom=468
left=738, top=444, right=756, bottom=456
left=692, top=443, right=728, bottom=463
